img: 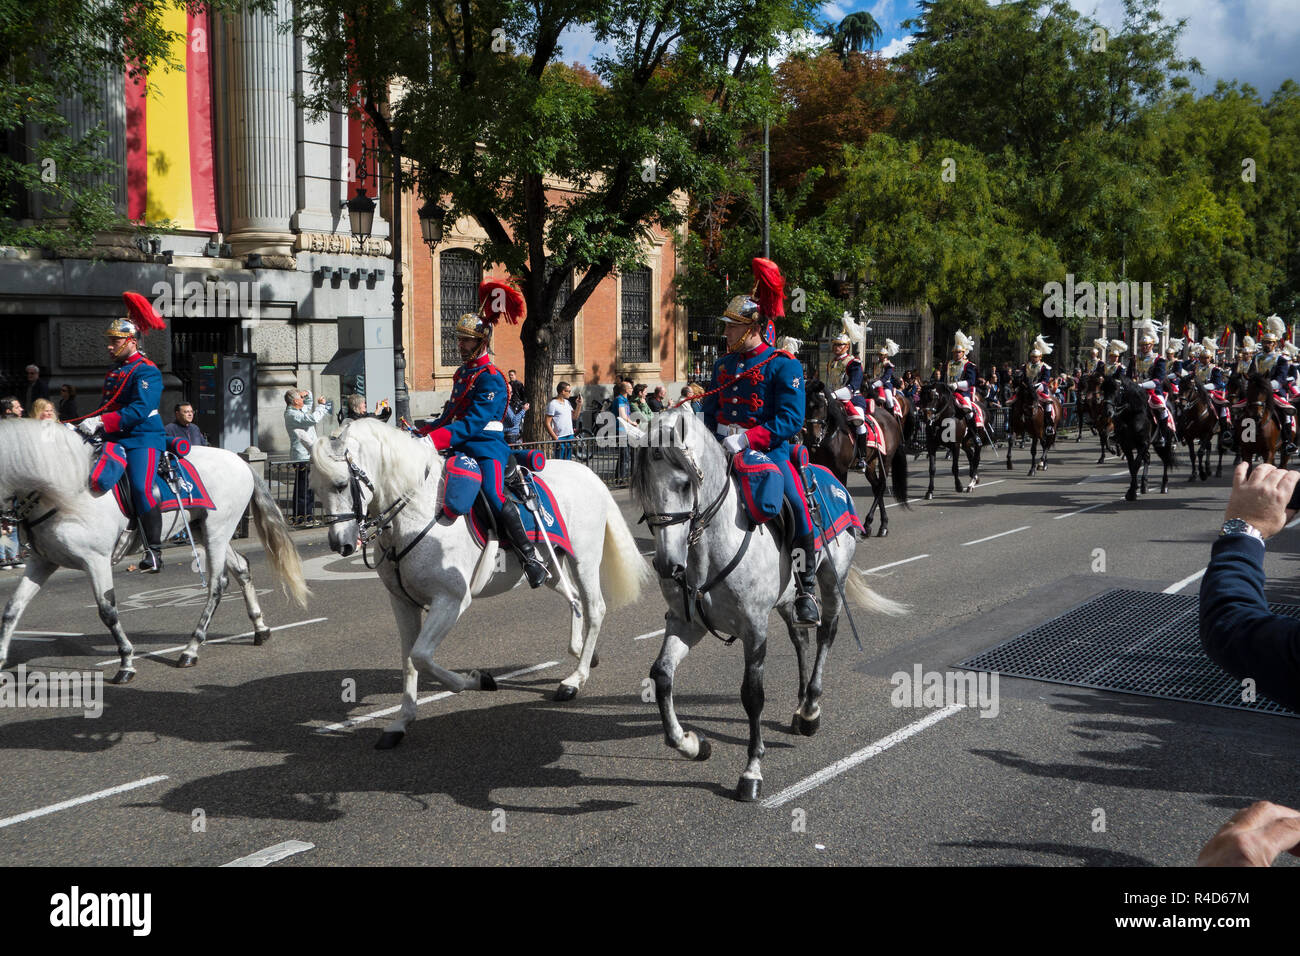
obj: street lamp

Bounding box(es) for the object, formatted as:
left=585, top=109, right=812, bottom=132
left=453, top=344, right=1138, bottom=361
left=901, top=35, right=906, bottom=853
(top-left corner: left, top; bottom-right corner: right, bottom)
left=344, top=187, right=376, bottom=244
left=418, top=199, right=445, bottom=249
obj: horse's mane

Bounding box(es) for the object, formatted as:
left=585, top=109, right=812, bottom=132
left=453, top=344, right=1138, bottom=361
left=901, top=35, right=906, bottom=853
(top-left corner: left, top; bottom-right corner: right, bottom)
left=631, top=409, right=722, bottom=503
left=312, top=418, right=440, bottom=505
left=0, top=419, right=95, bottom=509
left=1102, top=374, right=1144, bottom=412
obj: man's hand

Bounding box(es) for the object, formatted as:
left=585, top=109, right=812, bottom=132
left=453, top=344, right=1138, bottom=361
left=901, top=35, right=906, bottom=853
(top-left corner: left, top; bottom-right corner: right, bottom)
left=1224, top=462, right=1299, bottom=539
left=1198, top=801, right=1300, bottom=866
left=317, top=397, right=328, bottom=405
left=76, top=416, right=103, bottom=436
left=722, top=432, right=749, bottom=455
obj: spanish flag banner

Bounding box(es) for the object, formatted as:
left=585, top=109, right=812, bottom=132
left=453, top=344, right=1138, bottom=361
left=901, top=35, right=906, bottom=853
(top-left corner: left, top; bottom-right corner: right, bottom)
left=125, top=5, right=216, bottom=231
left=1220, top=325, right=1232, bottom=347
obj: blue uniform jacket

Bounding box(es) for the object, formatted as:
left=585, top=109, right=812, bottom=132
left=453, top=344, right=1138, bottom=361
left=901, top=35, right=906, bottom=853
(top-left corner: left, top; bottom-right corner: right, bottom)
left=703, top=342, right=805, bottom=460
left=1200, top=535, right=1300, bottom=712
left=428, top=353, right=510, bottom=460
left=1252, top=352, right=1291, bottom=387
left=1023, top=362, right=1051, bottom=385
left=1128, top=352, right=1166, bottom=385
left=946, top=360, right=978, bottom=390
left=99, top=352, right=165, bottom=451
left=872, top=361, right=897, bottom=389
left=838, top=357, right=864, bottom=394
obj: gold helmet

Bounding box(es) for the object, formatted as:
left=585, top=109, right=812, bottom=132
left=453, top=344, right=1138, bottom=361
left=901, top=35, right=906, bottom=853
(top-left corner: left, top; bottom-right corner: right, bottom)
left=105, top=291, right=165, bottom=339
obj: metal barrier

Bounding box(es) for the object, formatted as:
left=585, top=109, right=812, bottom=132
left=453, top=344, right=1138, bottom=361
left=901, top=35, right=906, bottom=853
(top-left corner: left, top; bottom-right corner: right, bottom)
left=512, top=434, right=632, bottom=489
left=265, top=459, right=325, bottom=527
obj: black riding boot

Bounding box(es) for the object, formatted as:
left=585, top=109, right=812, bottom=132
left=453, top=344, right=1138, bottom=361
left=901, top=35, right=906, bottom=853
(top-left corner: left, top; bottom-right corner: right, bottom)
left=792, top=530, right=821, bottom=626
left=965, top=413, right=982, bottom=447
left=1283, top=414, right=1298, bottom=455
left=137, top=506, right=163, bottom=573
left=498, top=498, right=550, bottom=588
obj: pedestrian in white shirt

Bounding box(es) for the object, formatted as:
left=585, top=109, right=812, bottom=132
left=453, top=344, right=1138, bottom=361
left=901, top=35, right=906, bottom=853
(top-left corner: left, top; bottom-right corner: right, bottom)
left=546, top=381, right=575, bottom=460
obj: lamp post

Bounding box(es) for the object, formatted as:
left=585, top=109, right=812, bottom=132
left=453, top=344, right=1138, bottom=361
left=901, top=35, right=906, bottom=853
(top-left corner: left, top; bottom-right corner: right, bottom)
left=345, top=138, right=411, bottom=424
left=418, top=198, right=444, bottom=248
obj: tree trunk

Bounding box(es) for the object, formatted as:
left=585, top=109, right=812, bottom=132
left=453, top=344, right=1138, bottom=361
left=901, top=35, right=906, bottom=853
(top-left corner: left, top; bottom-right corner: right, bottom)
left=520, top=296, right=554, bottom=444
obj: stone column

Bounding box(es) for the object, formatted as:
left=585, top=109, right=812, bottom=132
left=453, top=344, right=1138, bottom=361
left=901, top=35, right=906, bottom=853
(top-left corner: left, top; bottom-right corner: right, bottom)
left=221, top=0, right=296, bottom=258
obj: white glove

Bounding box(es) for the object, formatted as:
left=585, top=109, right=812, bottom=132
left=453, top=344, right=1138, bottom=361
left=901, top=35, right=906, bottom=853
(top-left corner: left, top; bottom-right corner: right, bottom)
left=1271, top=380, right=1280, bottom=391
left=77, top=416, right=103, bottom=436
left=830, top=386, right=851, bottom=401
left=722, top=432, right=749, bottom=455
left=952, top=381, right=969, bottom=391
left=1139, top=380, right=1157, bottom=390
left=872, top=380, right=883, bottom=389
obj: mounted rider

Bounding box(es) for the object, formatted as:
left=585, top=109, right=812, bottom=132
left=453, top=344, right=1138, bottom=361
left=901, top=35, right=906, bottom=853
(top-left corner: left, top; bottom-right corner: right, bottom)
left=75, top=292, right=169, bottom=573
left=1015, top=334, right=1058, bottom=436
left=702, top=257, right=821, bottom=625
left=416, top=280, right=550, bottom=588
left=1193, top=335, right=1231, bottom=431
left=1100, top=338, right=1127, bottom=378
left=870, top=339, right=903, bottom=420
left=943, top=330, right=983, bottom=446
left=828, top=327, right=871, bottom=457
left=1248, top=314, right=1296, bottom=454
left=1235, top=335, right=1257, bottom=378
left=1128, top=319, right=1177, bottom=443
left=1087, top=339, right=1105, bottom=374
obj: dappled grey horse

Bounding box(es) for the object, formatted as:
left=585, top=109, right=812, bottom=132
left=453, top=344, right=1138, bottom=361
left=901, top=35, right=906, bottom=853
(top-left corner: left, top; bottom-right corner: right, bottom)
left=632, top=410, right=907, bottom=802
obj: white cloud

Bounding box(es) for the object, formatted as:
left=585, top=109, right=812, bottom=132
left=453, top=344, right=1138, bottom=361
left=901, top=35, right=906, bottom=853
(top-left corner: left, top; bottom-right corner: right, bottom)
left=1069, top=0, right=1300, bottom=98
left=879, top=34, right=915, bottom=59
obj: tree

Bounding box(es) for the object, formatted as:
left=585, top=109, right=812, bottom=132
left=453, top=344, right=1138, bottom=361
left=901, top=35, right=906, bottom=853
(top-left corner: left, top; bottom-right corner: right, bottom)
left=295, top=0, right=820, bottom=441
left=0, top=0, right=266, bottom=249
left=821, top=11, right=882, bottom=64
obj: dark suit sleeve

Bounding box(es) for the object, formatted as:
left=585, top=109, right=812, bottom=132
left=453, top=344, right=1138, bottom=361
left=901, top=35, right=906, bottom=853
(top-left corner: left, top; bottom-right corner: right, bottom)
left=1200, top=535, right=1300, bottom=711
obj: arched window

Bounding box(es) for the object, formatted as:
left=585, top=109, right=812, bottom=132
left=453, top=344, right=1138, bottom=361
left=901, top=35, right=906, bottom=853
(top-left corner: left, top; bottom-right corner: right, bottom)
left=440, top=249, right=481, bottom=366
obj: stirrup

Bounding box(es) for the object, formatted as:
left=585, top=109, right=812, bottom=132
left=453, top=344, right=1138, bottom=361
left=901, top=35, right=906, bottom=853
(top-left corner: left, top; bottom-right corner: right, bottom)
left=793, top=591, right=821, bottom=626
left=136, top=549, right=162, bottom=574
left=522, top=556, right=550, bottom=589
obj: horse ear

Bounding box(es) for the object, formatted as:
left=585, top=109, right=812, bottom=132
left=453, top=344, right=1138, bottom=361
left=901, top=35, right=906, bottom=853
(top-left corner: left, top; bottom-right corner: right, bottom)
left=296, top=429, right=315, bottom=449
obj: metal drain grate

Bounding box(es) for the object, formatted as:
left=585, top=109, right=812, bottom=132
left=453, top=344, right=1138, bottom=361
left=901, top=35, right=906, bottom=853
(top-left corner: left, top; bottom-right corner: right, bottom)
left=958, top=588, right=1299, bottom=717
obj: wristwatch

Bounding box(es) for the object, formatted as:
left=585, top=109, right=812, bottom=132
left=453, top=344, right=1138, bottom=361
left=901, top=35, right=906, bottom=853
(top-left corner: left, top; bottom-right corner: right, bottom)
left=1220, top=518, right=1264, bottom=541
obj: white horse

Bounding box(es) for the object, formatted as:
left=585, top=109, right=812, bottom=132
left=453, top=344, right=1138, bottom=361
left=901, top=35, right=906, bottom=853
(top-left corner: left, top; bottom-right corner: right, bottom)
left=306, top=418, right=647, bottom=748
left=632, top=409, right=908, bottom=802
left=0, top=419, right=309, bottom=682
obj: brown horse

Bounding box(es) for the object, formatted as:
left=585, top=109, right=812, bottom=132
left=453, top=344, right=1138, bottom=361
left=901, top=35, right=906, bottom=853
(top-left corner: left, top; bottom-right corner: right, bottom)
left=1006, top=374, right=1063, bottom=475
left=803, top=383, right=910, bottom=536
left=1174, top=372, right=1227, bottom=480
left=1236, top=372, right=1291, bottom=472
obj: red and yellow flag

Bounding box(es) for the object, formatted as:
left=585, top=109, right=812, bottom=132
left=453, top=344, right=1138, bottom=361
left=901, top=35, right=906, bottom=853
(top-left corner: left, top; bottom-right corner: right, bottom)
left=126, top=6, right=216, bottom=230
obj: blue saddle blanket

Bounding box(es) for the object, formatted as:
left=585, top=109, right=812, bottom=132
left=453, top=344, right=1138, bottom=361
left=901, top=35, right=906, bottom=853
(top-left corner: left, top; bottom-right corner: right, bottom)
left=804, top=464, right=862, bottom=551
left=442, top=453, right=574, bottom=556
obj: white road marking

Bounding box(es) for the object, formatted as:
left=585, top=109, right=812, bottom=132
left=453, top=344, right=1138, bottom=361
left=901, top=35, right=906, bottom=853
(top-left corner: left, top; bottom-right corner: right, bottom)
left=860, top=554, right=929, bottom=575
left=761, top=705, right=964, bottom=809
left=975, top=479, right=1006, bottom=487
left=1163, top=569, right=1206, bottom=594
left=1076, top=470, right=1131, bottom=484
left=1054, top=503, right=1104, bottom=520
left=316, top=660, right=561, bottom=733
left=221, top=840, right=315, bottom=868
left=1286, top=513, right=1300, bottom=530
left=634, top=628, right=665, bottom=641
left=16, top=630, right=84, bottom=637
left=94, top=617, right=327, bottom=667
left=961, top=526, right=1029, bottom=547
left=0, top=775, right=168, bottom=830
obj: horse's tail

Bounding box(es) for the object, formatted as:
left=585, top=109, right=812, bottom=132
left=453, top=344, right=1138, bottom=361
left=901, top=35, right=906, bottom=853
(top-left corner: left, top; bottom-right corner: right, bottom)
left=600, top=490, right=648, bottom=612
left=890, top=444, right=911, bottom=508
left=846, top=569, right=909, bottom=617
left=247, top=466, right=311, bottom=608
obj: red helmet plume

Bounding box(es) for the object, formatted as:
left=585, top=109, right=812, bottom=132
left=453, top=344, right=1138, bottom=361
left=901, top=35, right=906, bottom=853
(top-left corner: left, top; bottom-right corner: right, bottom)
left=122, top=291, right=167, bottom=332
left=751, top=258, right=785, bottom=319
left=478, top=280, right=526, bottom=326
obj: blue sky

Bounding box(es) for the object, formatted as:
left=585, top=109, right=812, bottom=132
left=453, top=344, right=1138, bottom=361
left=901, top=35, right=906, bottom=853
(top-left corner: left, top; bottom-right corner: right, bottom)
left=560, top=1, right=1299, bottom=101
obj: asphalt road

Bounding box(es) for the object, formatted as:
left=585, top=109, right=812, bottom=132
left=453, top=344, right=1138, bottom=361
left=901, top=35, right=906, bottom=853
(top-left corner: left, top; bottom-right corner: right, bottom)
left=2, top=433, right=1297, bottom=867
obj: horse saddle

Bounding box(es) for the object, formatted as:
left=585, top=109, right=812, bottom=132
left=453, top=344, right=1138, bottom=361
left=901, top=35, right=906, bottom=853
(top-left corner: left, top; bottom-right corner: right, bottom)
left=861, top=415, right=886, bottom=453
left=89, top=439, right=214, bottom=521
left=446, top=450, right=576, bottom=557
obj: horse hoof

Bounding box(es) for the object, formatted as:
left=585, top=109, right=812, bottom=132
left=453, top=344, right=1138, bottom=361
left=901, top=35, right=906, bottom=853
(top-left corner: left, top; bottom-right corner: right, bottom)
left=479, top=671, right=497, bottom=692
left=110, top=669, right=135, bottom=685
left=1006, top=461, right=1013, bottom=470
left=591, top=653, right=599, bottom=668
left=735, top=777, right=762, bottom=803
left=877, top=527, right=888, bottom=537
left=1125, top=492, right=1138, bottom=502
left=554, top=683, right=578, bottom=702
left=794, top=714, right=820, bottom=737
left=177, top=653, right=197, bottom=668
left=695, top=736, right=712, bottom=761
left=253, top=628, right=272, bottom=646
left=924, top=491, right=933, bottom=500
left=375, top=731, right=405, bottom=750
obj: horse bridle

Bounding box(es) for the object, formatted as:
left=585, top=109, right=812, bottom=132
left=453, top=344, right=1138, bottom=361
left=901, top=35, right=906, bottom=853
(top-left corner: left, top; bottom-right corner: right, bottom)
left=321, top=451, right=419, bottom=545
